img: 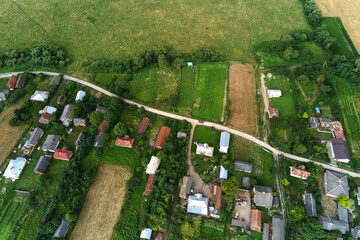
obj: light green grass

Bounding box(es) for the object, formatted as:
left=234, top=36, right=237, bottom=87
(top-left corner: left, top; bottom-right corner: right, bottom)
left=17, top=204, right=46, bottom=240
left=192, top=63, right=228, bottom=122
left=0, top=0, right=310, bottom=76
left=0, top=199, right=28, bottom=240
left=177, top=67, right=196, bottom=113
left=193, top=125, right=221, bottom=148
left=94, top=73, right=114, bottom=87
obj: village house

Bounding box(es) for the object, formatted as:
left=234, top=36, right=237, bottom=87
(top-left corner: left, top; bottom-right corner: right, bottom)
left=146, top=156, right=161, bottom=175
left=321, top=216, right=348, bottom=234
left=219, top=131, right=230, bottom=153
left=179, top=176, right=193, bottom=199
left=75, top=132, right=85, bottom=147
left=303, top=193, right=317, bottom=217
left=272, top=215, right=285, bottom=240
left=30, top=90, right=49, bottom=102
left=324, top=170, right=349, bottom=198
left=195, top=143, right=214, bottom=157
left=34, top=155, right=51, bottom=175
left=28, top=128, right=44, bottom=147
left=42, top=135, right=61, bottom=152
left=53, top=147, right=73, bottom=161
left=95, top=106, right=108, bottom=116
left=0, top=89, right=9, bottom=101
left=253, top=185, right=273, bottom=207
left=3, top=157, right=27, bottom=182
left=75, top=90, right=86, bottom=101
left=53, top=217, right=70, bottom=238
left=331, top=121, right=346, bottom=141
left=187, top=193, right=208, bottom=216
left=115, top=135, right=135, bottom=148
left=154, top=126, right=171, bottom=149
left=268, top=108, right=279, bottom=118
left=320, top=118, right=332, bottom=127
left=59, top=104, right=75, bottom=126
left=73, top=118, right=86, bottom=126
left=250, top=209, right=262, bottom=232
left=144, top=174, right=154, bottom=196
left=137, top=117, right=151, bottom=135
left=15, top=75, right=26, bottom=88
left=267, top=89, right=282, bottom=98
left=49, top=75, right=61, bottom=87
left=327, top=138, right=350, bottom=163
left=7, top=75, right=17, bottom=90
left=39, top=106, right=57, bottom=124
left=235, top=161, right=253, bottom=173
left=290, top=165, right=311, bottom=179
left=309, top=117, right=320, bottom=129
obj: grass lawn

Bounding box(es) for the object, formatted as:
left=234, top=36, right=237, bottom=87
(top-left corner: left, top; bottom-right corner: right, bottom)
left=14, top=163, right=37, bottom=191
left=177, top=67, right=196, bottom=113
left=17, top=204, right=46, bottom=240
left=193, top=125, right=221, bottom=148
left=0, top=77, right=8, bottom=89
left=0, top=198, right=28, bottom=239
left=266, top=75, right=297, bottom=119
left=192, top=63, right=228, bottom=122
left=101, top=143, right=139, bottom=170
left=0, top=0, right=310, bottom=77
left=46, top=159, right=69, bottom=195
left=94, top=73, right=114, bottom=87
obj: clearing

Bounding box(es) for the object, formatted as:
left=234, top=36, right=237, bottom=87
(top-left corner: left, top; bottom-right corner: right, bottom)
left=0, top=102, right=26, bottom=166
left=315, top=0, right=360, bottom=53
left=228, top=63, right=257, bottom=134
left=70, top=163, right=131, bottom=240
left=0, top=0, right=310, bottom=77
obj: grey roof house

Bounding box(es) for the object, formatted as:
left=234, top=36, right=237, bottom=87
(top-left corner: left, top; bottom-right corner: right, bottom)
left=0, top=89, right=9, bottom=101
left=324, top=170, right=349, bottom=198
left=303, top=193, right=317, bottom=217
left=42, top=135, right=61, bottom=152
left=93, top=133, right=103, bottom=147
left=327, top=138, right=351, bottom=163
left=179, top=176, right=193, bottom=199
left=34, top=155, right=51, bottom=174
left=253, top=185, right=273, bottom=207
left=53, top=217, right=70, bottom=238
left=321, top=216, right=348, bottom=234
left=49, top=75, right=61, bottom=87
left=272, top=215, right=285, bottom=240
left=73, top=118, right=86, bottom=126
left=235, top=161, right=253, bottom=173
left=309, top=117, right=320, bottom=129
left=320, top=117, right=332, bottom=127
left=28, top=128, right=44, bottom=147
left=75, top=132, right=85, bottom=147
left=60, top=104, right=75, bottom=126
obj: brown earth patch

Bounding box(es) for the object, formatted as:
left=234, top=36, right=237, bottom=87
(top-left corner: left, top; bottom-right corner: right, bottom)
left=315, top=0, right=360, bottom=52
left=228, top=63, right=257, bottom=134
left=70, top=163, right=131, bottom=240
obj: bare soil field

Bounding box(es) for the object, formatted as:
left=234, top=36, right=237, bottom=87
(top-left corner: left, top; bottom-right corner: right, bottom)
left=228, top=63, right=257, bottom=134
left=0, top=103, right=25, bottom=166
left=70, top=163, right=131, bottom=240
left=316, top=0, right=360, bottom=52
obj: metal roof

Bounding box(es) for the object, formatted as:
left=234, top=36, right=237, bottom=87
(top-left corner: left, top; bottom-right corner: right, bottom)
left=42, top=135, right=61, bottom=152
left=272, top=215, right=285, bottom=240
left=34, top=155, right=51, bottom=174
left=325, top=170, right=349, bottom=198
left=234, top=161, right=253, bottom=173
left=303, top=193, right=317, bottom=217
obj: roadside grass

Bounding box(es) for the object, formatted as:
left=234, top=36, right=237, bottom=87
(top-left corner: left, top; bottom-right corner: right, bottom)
left=177, top=67, right=196, bottom=113
left=0, top=0, right=310, bottom=77
left=192, top=63, right=228, bottom=122
left=94, top=73, right=114, bottom=87
left=101, top=143, right=138, bottom=170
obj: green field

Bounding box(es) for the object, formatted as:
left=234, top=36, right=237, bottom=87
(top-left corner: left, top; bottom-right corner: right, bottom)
left=323, top=17, right=358, bottom=59
left=192, top=63, right=228, bottom=122
left=101, top=144, right=139, bottom=170
left=177, top=67, right=196, bottom=113
left=0, top=199, right=28, bottom=239
left=0, top=0, right=310, bottom=76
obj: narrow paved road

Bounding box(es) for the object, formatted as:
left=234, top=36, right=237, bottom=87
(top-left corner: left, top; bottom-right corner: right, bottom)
left=2, top=71, right=360, bottom=177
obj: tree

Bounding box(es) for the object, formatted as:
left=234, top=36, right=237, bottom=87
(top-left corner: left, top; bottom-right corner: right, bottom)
left=65, top=210, right=78, bottom=223
left=295, top=218, right=341, bottom=239
left=290, top=205, right=305, bottom=222
left=158, top=54, right=170, bottom=68
left=293, top=144, right=307, bottom=154
left=113, top=122, right=127, bottom=136
left=89, top=111, right=102, bottom=126
left=320, top=84, right=331, bottom=94
left=283, top=47, right=299, bottom=60
left=337, top=194, right=354, bottom=209
left=282, top=178, right=290, bottom=187
left=221, top=176, right=239, bottom=201
left=298, top=75, right=310, bottom=84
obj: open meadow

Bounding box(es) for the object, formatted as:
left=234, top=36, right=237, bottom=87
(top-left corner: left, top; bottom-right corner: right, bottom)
left=70, top=163, right=131, bottom=240
left=0, top=0, right=310, bottom=76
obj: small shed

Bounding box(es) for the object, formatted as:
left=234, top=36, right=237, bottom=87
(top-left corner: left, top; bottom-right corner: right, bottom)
left=73, top=118, right=86, bottom=126
left=49, top=75, right=61, bottom=87
left=146, top=156, right=161, bottom=175
left=250, top=209, right=262, bottom=232
left=75, top=90, right=86, bottom=101
left=53, top=217, right=70, bottom=238
left=75, top=132, right=85, bottom=146
left=268, top=108, right=279, bottom=118
left=219, top=131, right=230, bottom=153
left=267, top=89, right=282, bottom=98
left=0, top=89, right=9, bottom=101
left=7, top=75, right=17, bottom=90
left=96, top=106, right=108, bottom=116
left=219, top=166, right=228, bottom=181
left=234, top=161, right=252, bottom=173
left=15, top=75, right=26, bottom=88
left=179, top=176, right=193, bottom=199
left=177, top=131, right=187, bottom=138
left=242, top=177, right=250, bottom=188
left=137, top=117, right=151, bottom=135
left=272, top=215, right=285, bottom=240
left=115, top=135, right=135, bottom=148
left=93, top=133, right=103, bottom=147
left=140, top=228, right=152, bottom=240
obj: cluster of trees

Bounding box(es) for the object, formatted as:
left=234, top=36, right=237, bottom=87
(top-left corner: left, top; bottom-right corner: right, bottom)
left=0, top=46, right=70, bottom=68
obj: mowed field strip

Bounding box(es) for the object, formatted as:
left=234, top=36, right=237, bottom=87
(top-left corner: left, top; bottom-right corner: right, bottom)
left=70, top=163, right=131, bottom=240
left=228, top=63, right=257, bottom=134
left=315, top=0, right=360, bottom=52
left=0, top=102, right=26, bottom=166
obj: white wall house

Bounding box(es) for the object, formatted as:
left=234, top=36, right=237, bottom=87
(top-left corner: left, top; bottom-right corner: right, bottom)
left=219, top=132, right=230, bottom=153
left=196, top=143, right=214, bottom=157
left=3, top=157, right=27, bottom=181
left=145, top=156, right=161, bottom=175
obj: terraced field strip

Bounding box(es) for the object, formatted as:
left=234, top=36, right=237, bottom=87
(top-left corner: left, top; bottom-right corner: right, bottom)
left=0, top=200, right=27, bottom=239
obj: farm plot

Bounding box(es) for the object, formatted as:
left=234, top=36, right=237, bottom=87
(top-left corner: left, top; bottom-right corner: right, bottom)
left=177, top=67, right=196, bottom=113
left=70, top=163, right=131, bottom=240
left=0, top=199, right=28, bottom=239
left=228, top=63, right=257, bottom=134
left=192, top=63, right=228, bottom=122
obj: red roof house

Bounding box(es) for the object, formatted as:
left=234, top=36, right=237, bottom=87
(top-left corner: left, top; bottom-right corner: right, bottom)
left=115, top=135, right=135, bottom=148
left=331, top=121, right=346, bottom=141
left=98, top=120, right=109, bottom=134
left=268, top=108, right=279, bottom=118
left=154, top=126, right=171, bottom=149
left=290, top=165, right=311, bottom=179
left=250, top=209, right=262, bottom=232
left=137, top=117, right=151, bottom=135
left=144, top=174, right=155, bottom=196
left=53, top=147, right=73, bottom=161
left=7, top=75, right=17, bottom=90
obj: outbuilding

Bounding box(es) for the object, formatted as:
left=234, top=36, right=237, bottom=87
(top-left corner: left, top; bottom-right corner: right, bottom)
left=219, top=131, right=230, bottom=153
left=3, top=157, right=27, bottom=181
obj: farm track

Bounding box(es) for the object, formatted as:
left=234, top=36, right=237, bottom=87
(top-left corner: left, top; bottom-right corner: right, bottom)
left=1, top=72, right=360, bottom=177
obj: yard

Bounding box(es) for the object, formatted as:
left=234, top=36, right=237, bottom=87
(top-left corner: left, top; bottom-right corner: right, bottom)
left=101, top=143, right=139, bottom=170
left=0, top=0, right=310, bottom=77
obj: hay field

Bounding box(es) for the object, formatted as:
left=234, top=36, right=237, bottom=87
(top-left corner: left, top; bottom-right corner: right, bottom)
left=70, top=163, right=131, bottom=240
left=0, top=103, right=25, bottom=166
left=228, top=63, right=257, bottom=134
left=0, top=0, right=310, bottom=77
left=316, top=0, right=360, bottom=52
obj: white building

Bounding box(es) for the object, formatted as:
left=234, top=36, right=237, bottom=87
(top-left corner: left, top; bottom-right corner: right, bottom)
left=187, top=193, right=208, bottom=216
left=140, top=228, right=152, bottom=240
left=30, top=91, right=49, bottom=102
left=196, top=143, right=214, bottom=157
left=3, top=157, right=27, bottom=181
left=145, top=156, right=161, bottom=175
left=75, top=90, right=86, bottom=101
left=219, top=132, right=230, bottom=153
left=220, top=166, right=228, bottom=181
left=267, top=89, right=282, bottom=98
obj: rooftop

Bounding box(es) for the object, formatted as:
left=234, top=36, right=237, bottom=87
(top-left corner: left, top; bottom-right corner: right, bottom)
left=234, top=161, right=252, bottom=173
left=137, top=117, right=151, bottom=135
left=325, top=170, right=349, bottom=198
left=154, top=126, right=171, bottom=149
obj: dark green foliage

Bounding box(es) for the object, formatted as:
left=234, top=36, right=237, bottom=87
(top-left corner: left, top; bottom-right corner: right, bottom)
left=291, top=218, right=341, bottom=239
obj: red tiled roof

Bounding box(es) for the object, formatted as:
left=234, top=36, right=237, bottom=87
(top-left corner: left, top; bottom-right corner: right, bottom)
left=331, top=121, right=346, bottom=141
left=250, top=209, right=262, bottom=232
left=53, top=147, right=73, bottom=161
left=144, top=174, right=155, bottom=196
left=137, top=117, right=151, bottom=135
left=115, top=135, right=134, bottom=148
left=290, top=166, right=311, bottom=179
left=42, top=112, right=51, bottom=120
left=7, top=75, right=17, bottom=89
left=268, top=108, right=279, bottom=118
left=154, top=126, right=171, bottom=149
left=98, top=120, right=109, bottom=134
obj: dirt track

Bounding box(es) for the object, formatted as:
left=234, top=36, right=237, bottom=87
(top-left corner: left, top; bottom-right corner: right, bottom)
left=228, top=63, right=257, bottom=134
left=316, top=0, right=360, bottom=52
left=70, top=163, right=131, bottom=240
